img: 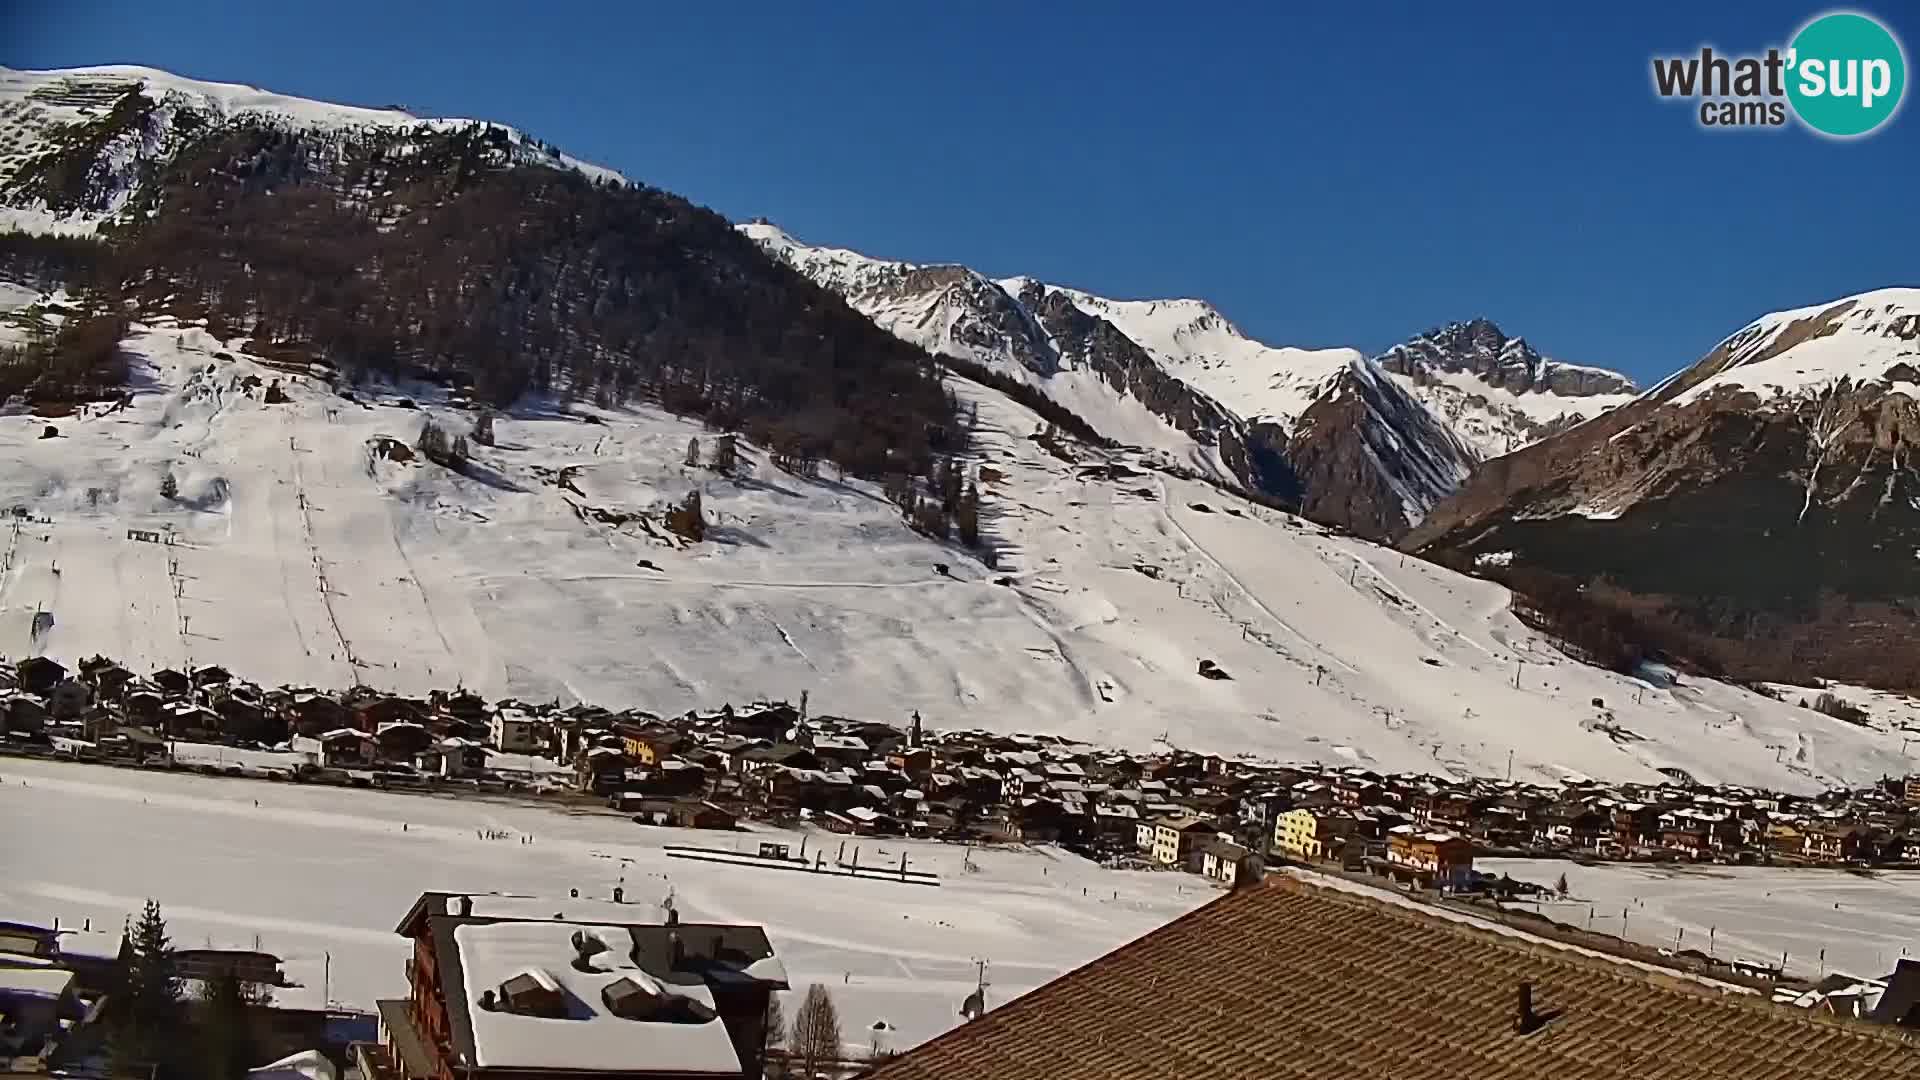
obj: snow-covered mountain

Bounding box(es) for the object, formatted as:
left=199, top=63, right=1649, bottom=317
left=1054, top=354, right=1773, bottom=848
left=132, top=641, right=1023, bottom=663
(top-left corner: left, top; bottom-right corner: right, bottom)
left=0, top=65, right=623, bottom=236
left=0, top=301, right=1908, bottom=793
left=740, top=222, right=1249, bottom=479
left=1407, top=288, right=1920, bottom=691
left=744, top=222, right=1482, bottom=539
left=3, top=62, right=1913, bottom=784
left=1376, top=318, right=1638, bottom=459
left=1006, top=286, right=1364, bottom=435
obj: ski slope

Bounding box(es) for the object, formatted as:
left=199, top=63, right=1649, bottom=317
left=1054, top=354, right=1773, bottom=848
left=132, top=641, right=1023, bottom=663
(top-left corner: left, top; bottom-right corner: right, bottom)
left=0, top=755, right=1207, bottom=1053
left=0, top=320, right=1914, bottom=791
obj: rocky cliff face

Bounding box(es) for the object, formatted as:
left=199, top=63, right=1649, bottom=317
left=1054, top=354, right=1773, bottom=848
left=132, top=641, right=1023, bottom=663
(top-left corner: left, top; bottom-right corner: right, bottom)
left=1375, top=319, right=1637, bottom=459
left=1009, top=281, right=1294, bottom=496
left=1404, top=290, right=1920, bottom=688
left=1284, top=361, right=1477, bottom=540
left=1379, top=318, right=1634, bottom=397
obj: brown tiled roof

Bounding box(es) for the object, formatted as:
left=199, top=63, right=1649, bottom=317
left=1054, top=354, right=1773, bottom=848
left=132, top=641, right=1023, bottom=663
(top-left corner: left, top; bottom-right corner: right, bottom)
left=865, top=878, right=1920, bottom=1080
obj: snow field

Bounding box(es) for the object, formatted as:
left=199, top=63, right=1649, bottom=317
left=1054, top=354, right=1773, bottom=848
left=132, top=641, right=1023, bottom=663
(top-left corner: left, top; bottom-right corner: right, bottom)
left=0, top=755, right=1207, bottom=1054
left=1481, top=858, right=1920, bottom=982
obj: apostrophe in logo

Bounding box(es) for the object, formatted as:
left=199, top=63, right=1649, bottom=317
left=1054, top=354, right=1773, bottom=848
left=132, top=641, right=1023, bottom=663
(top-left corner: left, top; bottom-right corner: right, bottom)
left=1785, top=12, right=1906, bottom=136
left=1650, top=9, right=1907, bottom=137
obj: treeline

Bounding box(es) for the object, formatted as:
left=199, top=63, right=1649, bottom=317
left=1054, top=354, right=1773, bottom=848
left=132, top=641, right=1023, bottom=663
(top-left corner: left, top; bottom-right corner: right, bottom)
left=83, top=119, right=962, bottom=480
left=1496, top=565, right=1672, bottom=675
left=0, top=230, right=113, bottom=291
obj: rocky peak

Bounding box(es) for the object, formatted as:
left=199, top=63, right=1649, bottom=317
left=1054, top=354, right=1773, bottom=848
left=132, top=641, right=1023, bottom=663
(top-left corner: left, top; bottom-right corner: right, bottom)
left=1378, top=318, right=1635, bottom=399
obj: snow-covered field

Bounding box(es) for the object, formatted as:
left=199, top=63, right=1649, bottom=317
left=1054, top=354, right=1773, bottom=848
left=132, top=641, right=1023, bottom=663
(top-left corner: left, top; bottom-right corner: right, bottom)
left=0, top=755, right=1208, bottom=1052
left=1, top=319, right=1916, bottom=791
left=1481, top=858, right=1920, bottom=982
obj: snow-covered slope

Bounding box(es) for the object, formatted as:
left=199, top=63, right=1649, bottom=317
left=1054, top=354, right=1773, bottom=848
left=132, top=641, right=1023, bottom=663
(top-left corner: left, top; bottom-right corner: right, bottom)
left=1662, top=288, right=1920, bottom=408
left=1014, top=280, right=1481, bottom=532
left=1009, top=285, right=1364, bottom=436
left=0, top=65, right=623, bottom=235
left=0, top=315, right=1908, bottom=792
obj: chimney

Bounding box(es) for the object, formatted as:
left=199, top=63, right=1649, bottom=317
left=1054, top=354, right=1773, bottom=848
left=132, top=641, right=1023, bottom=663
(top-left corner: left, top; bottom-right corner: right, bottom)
left=668, top=930, right=685, bottom=971
left=457, top=895, right=473, bottom=917
left=1516, top=981, right=1542, bottom=1034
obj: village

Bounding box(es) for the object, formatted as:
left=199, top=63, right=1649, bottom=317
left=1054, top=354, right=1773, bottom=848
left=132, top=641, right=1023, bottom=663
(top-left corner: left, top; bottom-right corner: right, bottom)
left=7, top=652, right=1920, bottom=890
left=8, top=651, right=1920, bottom=1078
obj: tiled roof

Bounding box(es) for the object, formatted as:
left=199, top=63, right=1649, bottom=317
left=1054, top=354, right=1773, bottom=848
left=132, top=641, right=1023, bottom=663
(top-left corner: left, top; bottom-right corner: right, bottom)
left=864, top=878, right=1920, bottom=1080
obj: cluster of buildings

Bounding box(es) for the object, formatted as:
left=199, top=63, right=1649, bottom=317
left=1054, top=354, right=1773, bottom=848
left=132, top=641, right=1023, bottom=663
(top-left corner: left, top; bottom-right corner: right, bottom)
left=1252, top=766, right=1920, bottom=872
left=11, top=654, right=1920, bottom=885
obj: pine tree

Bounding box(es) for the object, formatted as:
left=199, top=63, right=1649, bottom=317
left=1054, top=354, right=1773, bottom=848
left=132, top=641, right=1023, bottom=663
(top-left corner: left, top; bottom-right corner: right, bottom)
left=711, top=433, right=737, bottom=474
left=956, top=481, right=981, bottom=547
left=790, top=984, right=841, bottom=1080
left=197, top=972, right=257, bottom=1080
left=160, top=470, right=178, bottom=500
left=1555, top=872, right=1570, bottom=898
left=472, top=411, right=495, bottom=447
left=115, top=900, right=183, bottom=1069
left=417, top=418, right=450, bottom=462
left=685, top=436, right=702, bottom=468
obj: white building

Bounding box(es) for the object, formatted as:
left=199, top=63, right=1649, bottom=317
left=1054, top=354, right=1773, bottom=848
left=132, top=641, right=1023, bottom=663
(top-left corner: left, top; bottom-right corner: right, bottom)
left=490, top=709, right=541, bottom=754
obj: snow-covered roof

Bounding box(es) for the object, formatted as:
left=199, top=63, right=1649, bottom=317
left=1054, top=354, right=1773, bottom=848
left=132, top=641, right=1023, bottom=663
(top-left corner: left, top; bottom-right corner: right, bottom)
left=0, top=965, right=74, bottom=998
left=453, top=922, right=740, bottom=1073
left=812, top=735, right=868, bottom=752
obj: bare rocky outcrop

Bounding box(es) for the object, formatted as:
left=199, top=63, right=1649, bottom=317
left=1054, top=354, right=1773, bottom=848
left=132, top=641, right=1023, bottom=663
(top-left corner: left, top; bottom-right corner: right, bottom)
left=1377, top=318, right=1635, bottom=398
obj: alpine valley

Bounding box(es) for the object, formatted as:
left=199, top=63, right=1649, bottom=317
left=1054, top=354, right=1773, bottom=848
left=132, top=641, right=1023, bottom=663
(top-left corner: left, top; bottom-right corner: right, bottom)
left=1, top=63, right=1917, bottom=795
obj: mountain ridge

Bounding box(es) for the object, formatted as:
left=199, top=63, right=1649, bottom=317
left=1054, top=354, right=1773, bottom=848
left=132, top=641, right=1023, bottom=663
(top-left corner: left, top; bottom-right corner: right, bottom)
left=1405, top=286, right=1920, bottom=689
left=745, top=223, right=1518, bottom=537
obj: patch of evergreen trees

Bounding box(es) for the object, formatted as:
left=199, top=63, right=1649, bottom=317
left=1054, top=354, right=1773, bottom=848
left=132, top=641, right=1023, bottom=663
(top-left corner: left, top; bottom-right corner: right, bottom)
left=107, top=900, right=266, bottom=1080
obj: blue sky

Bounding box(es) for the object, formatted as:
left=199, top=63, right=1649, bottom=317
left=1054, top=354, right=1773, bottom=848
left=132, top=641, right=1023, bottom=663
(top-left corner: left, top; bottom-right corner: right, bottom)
left=5, top=2, right=1916, bottom=384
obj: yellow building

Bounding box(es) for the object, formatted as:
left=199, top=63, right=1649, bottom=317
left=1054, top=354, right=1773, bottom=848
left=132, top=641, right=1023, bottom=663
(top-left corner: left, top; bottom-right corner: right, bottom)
left=1273, top=809, right=1358, bottom=862
left=1273, top=809, right=1325, bottom=860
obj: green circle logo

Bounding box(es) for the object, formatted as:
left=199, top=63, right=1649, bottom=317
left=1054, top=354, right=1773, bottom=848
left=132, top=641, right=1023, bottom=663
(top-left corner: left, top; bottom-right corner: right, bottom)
left=1787, top=12, right=1906, bottom=136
